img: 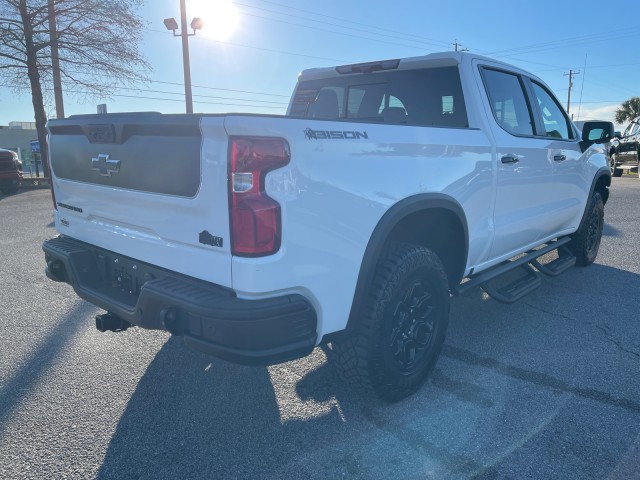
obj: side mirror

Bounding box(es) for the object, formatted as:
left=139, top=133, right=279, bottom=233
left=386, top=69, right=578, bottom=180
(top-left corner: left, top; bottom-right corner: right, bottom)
left=614, top=131, right=622, bottom=139
left=581, top=121, right=614, bottom=144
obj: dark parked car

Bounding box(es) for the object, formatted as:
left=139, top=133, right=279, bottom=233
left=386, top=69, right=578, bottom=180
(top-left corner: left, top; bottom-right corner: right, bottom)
left=0, top=148, right=23, bottom=194
left=609, top=116, right=640, bottom=177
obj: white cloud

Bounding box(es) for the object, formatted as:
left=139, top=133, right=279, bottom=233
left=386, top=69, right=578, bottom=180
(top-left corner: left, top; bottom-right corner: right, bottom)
left=572, top=103, right=626, bottom=131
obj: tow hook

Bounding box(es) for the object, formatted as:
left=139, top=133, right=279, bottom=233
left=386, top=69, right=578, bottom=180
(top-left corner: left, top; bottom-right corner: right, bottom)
left=95, top=312, right=132, bottom=332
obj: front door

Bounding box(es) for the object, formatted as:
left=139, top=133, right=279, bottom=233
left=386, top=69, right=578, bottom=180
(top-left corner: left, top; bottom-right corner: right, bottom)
left=479, top=66, right=563, bottom=259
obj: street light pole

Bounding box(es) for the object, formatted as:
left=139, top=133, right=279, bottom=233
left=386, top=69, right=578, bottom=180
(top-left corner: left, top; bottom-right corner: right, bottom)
left=179, top=0, right=193, bottom=114
left=165, top=2, right=203, bottom=114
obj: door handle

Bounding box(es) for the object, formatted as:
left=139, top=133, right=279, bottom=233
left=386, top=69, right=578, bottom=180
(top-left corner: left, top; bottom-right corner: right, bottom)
left=554, top=154, right=567, bottom=162
left=501, top=154, right=519, bottom=164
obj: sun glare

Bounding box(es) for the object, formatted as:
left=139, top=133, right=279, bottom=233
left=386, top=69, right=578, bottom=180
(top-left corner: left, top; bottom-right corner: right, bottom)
left=187, top=0, right=239, bottom=41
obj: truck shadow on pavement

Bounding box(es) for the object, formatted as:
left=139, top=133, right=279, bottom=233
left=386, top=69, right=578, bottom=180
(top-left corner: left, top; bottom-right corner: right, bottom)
left=95, top=337, right=503, bottom=479
left=96, top=339, right=368, bottom=479
left=603, top=223, right=622, bottom=237
left=96, top=264, right=640, bottom=479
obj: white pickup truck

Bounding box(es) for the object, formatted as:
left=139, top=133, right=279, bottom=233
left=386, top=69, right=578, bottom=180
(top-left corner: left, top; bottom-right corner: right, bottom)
left=43, top=52, right=613, bottom=402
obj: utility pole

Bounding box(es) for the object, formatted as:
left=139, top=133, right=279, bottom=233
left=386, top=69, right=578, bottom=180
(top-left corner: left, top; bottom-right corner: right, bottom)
left=564, top=69, right=580, bottom=114
left=452, top=39, right=469, bottom=53
left=48, top=0, right=64, bottom=119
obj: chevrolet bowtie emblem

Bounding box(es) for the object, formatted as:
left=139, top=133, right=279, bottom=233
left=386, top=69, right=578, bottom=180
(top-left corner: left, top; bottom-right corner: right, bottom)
left=91, top=153, right=121, bottom=176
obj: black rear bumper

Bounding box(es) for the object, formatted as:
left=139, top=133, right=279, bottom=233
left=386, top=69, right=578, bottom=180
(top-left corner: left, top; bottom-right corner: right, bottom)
left=43, top=236, right=317, bottom=365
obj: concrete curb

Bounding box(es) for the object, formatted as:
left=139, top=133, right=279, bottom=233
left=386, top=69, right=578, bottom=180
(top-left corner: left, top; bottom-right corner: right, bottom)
left=21, top=178, right=50, bottom=189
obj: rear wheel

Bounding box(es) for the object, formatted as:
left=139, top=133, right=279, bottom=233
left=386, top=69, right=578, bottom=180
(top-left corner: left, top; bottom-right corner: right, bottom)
left=331, top=243, right=450, bottom=402
left=567, top=191, right=604, bottom=266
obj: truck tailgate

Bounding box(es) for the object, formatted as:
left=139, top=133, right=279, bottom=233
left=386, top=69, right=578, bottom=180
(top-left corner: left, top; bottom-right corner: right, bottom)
left=47, top=113, right=232, bottom=287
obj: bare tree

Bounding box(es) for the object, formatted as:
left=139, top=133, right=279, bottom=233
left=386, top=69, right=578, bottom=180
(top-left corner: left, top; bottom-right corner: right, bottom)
left=614, top=97, right=640, bottom=126
left=0, top=0, right=151, bottom=169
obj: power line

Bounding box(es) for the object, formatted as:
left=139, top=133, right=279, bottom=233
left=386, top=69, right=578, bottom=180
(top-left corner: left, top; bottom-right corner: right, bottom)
left=218, top=11, right=441, bottom=53
left=235, top=0, right=450, bottom=48
left=146, top=27, right=350, bottom=63
left=576, top=55, right=588, bottom=121
left=153, top=79, right=290, bottom=98
left=0, top=84, right=286, bottom=110
left=111, top=85, right=288, bottom=105
left=110, top=93, right=285, bottom=109
left=487, top=28, right=639, bottom=56
left=47, top=78, right=290, bottom=105
left=61, top=66, right=291, bottom=99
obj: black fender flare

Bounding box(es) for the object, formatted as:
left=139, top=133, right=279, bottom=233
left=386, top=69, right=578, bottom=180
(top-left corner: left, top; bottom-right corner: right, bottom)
left=577, top=167, right=610, bottom=230
left=345, top=193, right=468, bottom=331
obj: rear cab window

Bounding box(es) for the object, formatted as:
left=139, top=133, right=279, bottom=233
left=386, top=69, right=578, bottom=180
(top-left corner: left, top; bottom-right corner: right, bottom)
left=290, top=66, right=469, bottom=128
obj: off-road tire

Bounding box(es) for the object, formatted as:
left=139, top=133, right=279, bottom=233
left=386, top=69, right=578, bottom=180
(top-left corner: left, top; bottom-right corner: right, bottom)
left=331, top=243, right=450, bottom=402
left=609, top=154, right=623, bottom=177
left=567, top=191, right=604, bottom=266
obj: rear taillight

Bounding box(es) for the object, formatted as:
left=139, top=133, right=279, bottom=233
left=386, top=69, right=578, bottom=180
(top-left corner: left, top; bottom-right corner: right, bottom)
left=229, top=137, right=290, bottom=257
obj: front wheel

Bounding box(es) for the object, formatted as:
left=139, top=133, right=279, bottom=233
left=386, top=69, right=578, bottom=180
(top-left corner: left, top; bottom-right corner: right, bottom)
left=331, top=243, right=450, bottom=402
left=567, top=191, right=604, bottom=266
left=610, top=154, right=623, bottom=177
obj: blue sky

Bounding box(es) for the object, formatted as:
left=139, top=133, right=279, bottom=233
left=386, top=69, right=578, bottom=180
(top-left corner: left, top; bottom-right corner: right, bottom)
left=1, top=0, right=639, bottom=130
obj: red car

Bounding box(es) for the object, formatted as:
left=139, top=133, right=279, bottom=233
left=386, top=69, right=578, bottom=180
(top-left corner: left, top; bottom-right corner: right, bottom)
left=0, top=148, right=23, bottom=195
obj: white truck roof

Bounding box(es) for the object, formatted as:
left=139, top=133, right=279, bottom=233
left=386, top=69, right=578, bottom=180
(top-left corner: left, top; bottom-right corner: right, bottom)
left=298, top=51, right=536, bottom=82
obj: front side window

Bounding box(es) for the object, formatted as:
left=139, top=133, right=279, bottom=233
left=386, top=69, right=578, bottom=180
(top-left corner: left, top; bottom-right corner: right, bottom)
left=630, top=123, right=640, bottom=136
left=482, top=68, right=534, bottom=136
left=531, top=82, right=573, bottom=140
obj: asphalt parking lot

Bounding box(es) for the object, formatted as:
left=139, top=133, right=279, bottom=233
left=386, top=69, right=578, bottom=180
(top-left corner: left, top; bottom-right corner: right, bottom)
left=1, top=178, right=639, bottom=480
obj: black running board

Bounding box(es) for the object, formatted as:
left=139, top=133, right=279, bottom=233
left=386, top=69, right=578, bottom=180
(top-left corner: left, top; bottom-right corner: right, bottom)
left=530, top=246, right=576, bottom=276
left=456, top=237, right=575, bottom=303
left=481, top=264, right=541, bottom=304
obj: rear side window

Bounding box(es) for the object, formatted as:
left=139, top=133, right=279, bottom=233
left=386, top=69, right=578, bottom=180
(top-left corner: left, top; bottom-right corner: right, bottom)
left=290, top=66, right=468, bottom=128
left=481, top=68, right=534, bottom=136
